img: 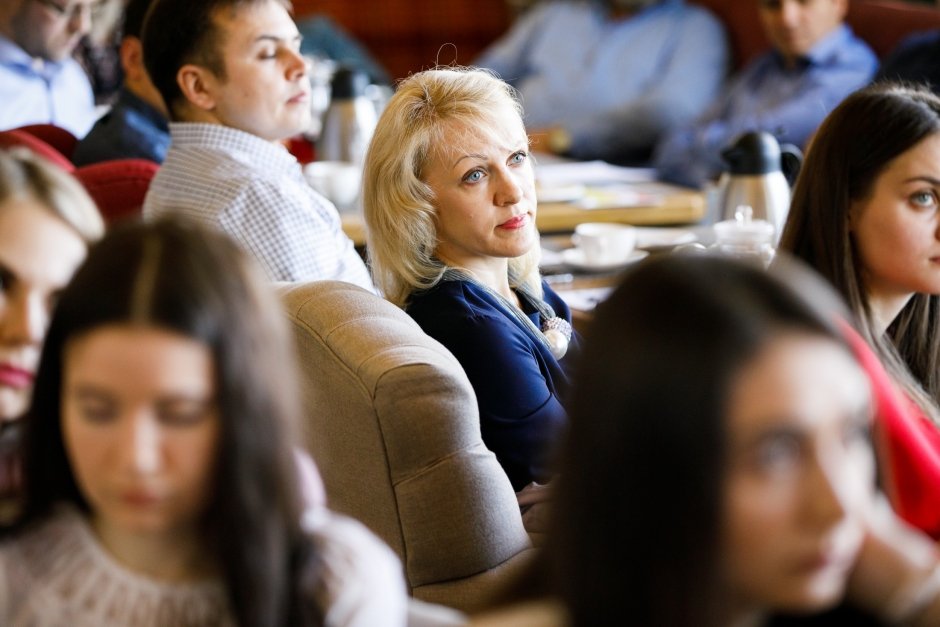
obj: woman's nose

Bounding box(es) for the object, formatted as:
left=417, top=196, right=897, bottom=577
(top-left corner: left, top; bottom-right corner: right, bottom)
left=118, top=414, right=161, bottom=475
left=805, top=454, right=853, bottom=529
left=494, top=170, right=524, bottom=206
left=0, top=292, right=45, bottom=347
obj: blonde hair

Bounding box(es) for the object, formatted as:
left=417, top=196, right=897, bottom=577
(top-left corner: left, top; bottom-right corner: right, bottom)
left=362, top=66, right=541, bottom=308
left=0, top=148, right=104, bottom=243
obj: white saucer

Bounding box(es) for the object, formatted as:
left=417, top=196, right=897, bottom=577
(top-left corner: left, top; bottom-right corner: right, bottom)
left=560, top=248, right=649, bottom=272
left=635, top=227, right=697, bottom=250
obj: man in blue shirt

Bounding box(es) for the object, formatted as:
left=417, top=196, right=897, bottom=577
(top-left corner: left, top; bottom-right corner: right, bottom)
left=655, top=0, right=877, bottom=188
left=476, top=0, right=730, bottom=164
left=73, top=0, right=169, bottom=165
left=0, top=0, right=99, bottom=138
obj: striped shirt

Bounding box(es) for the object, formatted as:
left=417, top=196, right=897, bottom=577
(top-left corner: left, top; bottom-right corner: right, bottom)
left=144, top=123, right=373, bottom=290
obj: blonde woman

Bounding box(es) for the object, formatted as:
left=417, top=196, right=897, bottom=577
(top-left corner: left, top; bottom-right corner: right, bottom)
left=363, top=67, right=579, bottom=493
left=0, top=148, right=103, bottom=499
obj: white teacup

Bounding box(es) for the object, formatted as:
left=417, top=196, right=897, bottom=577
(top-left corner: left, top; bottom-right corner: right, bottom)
left=303, top=161, right=362, bottom=209
left=572, top=222, right=637, bottom=265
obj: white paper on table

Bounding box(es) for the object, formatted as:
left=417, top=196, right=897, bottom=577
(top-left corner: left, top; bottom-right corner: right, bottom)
left=575, top=185, right=665, bottom=209
left=535, top=160, right=658, bottom=187
left=556, top=286, right=614, bottom=312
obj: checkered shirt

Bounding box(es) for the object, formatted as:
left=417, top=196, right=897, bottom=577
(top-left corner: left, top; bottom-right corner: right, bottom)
left=143, top=123, right=374, bottom=290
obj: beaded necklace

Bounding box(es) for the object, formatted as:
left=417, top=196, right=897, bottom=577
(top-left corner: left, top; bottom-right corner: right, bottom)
left=440, top=268, right=572, bottom=359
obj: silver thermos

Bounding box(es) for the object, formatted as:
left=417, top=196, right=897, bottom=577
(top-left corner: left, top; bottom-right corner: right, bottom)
left=317, top=67, right=377, bottom=166
left=717, top=131, right=802, bottom=241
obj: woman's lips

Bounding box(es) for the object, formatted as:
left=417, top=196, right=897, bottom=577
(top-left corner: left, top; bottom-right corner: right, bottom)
left=0, top=365, right=33, bottom=390
left=499, top=214, right=529, bottom=230
left=120, top=489, right=163, bottom=507
left=795, top=544, right=856, bottom=577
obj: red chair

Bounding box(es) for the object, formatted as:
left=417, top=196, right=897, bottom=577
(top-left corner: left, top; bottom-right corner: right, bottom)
left=73, top=159, right=160, bottom=226
left=15, top=124, right=79, bottom=160
left=0, top=129, right=75, bottom=172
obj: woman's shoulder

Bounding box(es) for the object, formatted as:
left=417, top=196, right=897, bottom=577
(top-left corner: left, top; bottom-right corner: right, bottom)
left=303, top=508, right=410, bottom=627
left=407, top=280, right=513, bottom=327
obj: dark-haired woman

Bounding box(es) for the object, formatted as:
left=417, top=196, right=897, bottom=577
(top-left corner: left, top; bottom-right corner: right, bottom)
left=0, top=218, right=410, bottom=626
left=780, top=83, right=940, bottom=538
left=473, top=255, right=940, bottom=627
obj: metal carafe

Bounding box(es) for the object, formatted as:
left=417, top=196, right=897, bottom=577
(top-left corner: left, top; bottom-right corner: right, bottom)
left=317, top=67, right=377, bottom=167
left=717, top=131, right=802, bottom=240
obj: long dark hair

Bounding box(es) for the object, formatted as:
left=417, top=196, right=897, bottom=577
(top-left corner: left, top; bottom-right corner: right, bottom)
left=549, top=254, right=851, bottom=627
left=779, top=82, right=940, bottom=425
left=19, top=217, right=322, bottom=626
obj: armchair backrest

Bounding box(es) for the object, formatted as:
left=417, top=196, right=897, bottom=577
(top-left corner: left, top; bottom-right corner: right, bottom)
left=280, top=280, right=533, bottom=612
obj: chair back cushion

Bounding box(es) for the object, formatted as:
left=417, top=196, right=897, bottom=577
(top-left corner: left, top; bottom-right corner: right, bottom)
left=15, top=124, right=79, bottom=159
left=0, top=129, right=75, bottom=172
left=281, top=281, right=530, bottom=590
left=73, top=159, right=159, bottom=226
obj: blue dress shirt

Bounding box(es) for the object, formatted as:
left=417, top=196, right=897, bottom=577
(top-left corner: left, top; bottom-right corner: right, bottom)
left=476, top=0, right=729, bottom=163
left=72, top=87, right=169, bottom=166
left=654, top=24, right=877, bottom=188
left=406, top=279, right=580, bottom=491
left=0, top=35, right=96, bottom=138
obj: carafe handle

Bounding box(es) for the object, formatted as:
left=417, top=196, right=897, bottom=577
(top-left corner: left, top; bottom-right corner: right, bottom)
left=780, top=143, right=803, bottom=187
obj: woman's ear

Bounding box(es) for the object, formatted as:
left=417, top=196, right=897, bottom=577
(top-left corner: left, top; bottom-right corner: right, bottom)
left=177, top=64, right=218, bottom=113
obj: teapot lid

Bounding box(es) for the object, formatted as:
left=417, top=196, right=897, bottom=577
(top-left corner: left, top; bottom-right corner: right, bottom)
left=330, top=66, right=369, bottom=100
left=720, top=131, right=782, bottom=175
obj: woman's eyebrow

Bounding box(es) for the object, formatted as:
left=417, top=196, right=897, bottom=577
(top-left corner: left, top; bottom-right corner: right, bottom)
left=902, top=176, right=940, bottom=185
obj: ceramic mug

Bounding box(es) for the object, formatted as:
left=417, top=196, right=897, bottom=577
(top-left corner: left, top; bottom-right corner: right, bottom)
left=303, top=161, right=362, bottom=210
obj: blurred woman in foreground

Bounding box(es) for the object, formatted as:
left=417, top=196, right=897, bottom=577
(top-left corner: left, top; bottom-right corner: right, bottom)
left=0, top=218, right=411, bottom=626
left=475, top=254, right=940, bottom=627
left=0, top=148, right=103, bottom=501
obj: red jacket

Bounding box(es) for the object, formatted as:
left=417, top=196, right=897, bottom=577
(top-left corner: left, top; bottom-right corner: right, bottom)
left=842, top=322, right=940, bottom=539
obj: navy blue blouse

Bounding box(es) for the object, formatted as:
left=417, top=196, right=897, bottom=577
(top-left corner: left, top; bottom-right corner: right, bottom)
left=406, top=279, right=580, bottom=491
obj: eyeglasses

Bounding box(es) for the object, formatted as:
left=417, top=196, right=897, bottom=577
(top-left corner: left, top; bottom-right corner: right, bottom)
left=33, top=0, right=103, bottom=22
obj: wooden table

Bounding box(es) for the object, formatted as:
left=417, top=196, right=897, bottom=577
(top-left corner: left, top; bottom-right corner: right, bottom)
left=341, top=183, right=705, bottom=247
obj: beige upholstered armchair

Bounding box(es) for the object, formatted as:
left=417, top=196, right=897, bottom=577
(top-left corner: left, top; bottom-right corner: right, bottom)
left=280, top=280, right=534, bottom=612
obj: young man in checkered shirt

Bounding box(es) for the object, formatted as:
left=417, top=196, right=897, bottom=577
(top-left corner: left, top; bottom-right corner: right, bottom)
left=141, top=0, right=373, bottom=290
